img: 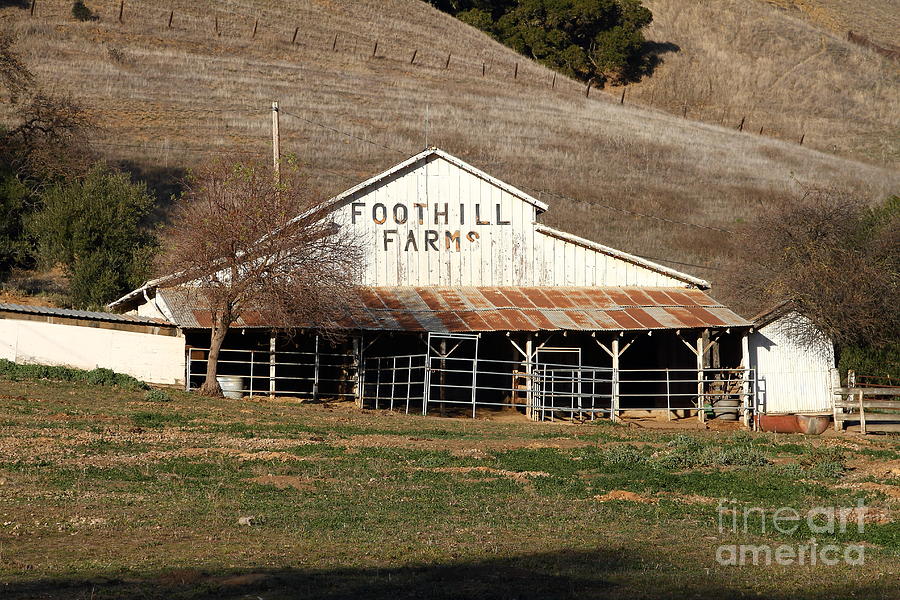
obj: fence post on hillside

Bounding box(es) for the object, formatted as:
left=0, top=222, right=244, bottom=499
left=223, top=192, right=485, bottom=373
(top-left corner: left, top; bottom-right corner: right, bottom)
left=759, top=126, right=764, bottom=135
left=445, top=53, right=451, bottom=69
left=620, top=87, right=626, bottom=104
left=215, top=16, right=220, bottom=35
left=332, top=33, right=338, bottom=51
left=514, top=62, right=518, bottom=79
left=799, top=133, right=805, bottom=145
left=585, top=81, right=591, bottom=98
left=551, top=73, right=556, bottom=89
left=29, top=0, right=35, bottom=16
left=167, top=10, right=173, bottom=28
left=682, top=101, right=688, bottom=118
left=738, top=116, right=745, bottom=131
left=118, top=0, right=123, bottom=22
left=410, top=49, right=417, bottom=64
left=372, top=40, right=378, bottom=58
left=292, top=27, right=299, bottom=44
left=252, top=19, right=258, bottom=38
left=482, top=61, right=486, bottom=77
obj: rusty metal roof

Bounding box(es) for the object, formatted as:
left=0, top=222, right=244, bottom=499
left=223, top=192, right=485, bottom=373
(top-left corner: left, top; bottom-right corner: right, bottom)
left=160, top=286, right=749, bottom=332
left=0, top=302, right=172, bottom=327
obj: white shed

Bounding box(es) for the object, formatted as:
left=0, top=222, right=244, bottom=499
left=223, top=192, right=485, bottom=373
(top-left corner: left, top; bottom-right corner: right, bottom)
left=749, top=304, right=836, bottom=414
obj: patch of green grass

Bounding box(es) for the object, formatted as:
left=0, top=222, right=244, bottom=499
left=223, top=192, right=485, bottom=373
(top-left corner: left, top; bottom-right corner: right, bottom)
left=0, top=359, right=148, bottom=391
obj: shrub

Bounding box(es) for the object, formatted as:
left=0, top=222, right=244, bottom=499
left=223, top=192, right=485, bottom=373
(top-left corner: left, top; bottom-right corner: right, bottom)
left=0, top=359, right=148, bottom=390
left=72, top=1, right=98, bottom=22
left=145, top=389, right=174, bottom=403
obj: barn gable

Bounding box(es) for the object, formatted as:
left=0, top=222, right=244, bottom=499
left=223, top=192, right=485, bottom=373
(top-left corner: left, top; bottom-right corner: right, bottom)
left=328, top=148, right=708, bottom=289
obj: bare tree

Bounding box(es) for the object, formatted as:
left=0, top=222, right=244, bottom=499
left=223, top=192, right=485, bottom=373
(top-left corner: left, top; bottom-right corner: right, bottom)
left=157, top=158, right=361, bottom=396
left=725, top=187, right=899, bottom=349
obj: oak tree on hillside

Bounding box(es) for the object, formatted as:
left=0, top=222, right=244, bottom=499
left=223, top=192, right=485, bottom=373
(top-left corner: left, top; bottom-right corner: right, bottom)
left=727, top=188, right=899, bottom=355
left=158, top=158, right=361, bottom=397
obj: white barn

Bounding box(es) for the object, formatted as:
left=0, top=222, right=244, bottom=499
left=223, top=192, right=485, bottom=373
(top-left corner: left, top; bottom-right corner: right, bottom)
left=749, top=304, right=836, bottom=415
left=107, top=147, right=752, bottom=421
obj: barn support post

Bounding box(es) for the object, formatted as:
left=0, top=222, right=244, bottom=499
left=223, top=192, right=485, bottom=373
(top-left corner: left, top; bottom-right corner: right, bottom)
left=741, top=332, right=751, bottom=428
left=269, top=331, right=276, bottom=398
left=525, top=335, right=534, bottom=420
left=611, top=337, right=620, bottom=422
left=353, top=336, right=363, bottom=408
left=312, top=333, right=321, bottom=402
left=470, top=336, right=479, bottom=419
left=695, top=331, right=706, bottom=423
left=439, top=338, right=447, bottom=417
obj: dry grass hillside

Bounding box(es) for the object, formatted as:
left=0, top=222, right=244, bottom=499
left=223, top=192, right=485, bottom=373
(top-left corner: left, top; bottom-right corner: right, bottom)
left=1, top=0, right=898, bottom=311
left=629, top=0, right=899, bottom=164
left=766, top=0, right=900, bottom=49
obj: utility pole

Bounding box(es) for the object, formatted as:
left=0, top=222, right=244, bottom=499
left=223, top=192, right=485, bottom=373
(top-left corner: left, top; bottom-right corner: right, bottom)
left=271, top=101, right=280, bottom=181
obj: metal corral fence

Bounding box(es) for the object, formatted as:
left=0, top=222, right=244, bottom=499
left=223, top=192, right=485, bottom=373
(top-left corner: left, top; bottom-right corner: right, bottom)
left=186, top=345, right=356, bottom=400
left=360, top=353, right=754, bottom=423
left=187, top=346, right=754, bottom=423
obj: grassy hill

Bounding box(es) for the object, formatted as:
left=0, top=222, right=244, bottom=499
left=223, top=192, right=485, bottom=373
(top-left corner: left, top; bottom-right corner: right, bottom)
left=2, top=0, right=898, bottom=311
left=1, top=375, right=899, bottom=598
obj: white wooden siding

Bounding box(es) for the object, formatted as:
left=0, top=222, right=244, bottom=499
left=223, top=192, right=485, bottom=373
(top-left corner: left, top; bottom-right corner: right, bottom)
left=331, top=153, right=693, bottom=288
left=749, top=313, right=835, bottom=414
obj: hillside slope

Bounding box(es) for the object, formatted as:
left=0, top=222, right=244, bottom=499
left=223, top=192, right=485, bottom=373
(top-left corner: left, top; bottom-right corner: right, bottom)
left=2, top=0, right=897, bottom=312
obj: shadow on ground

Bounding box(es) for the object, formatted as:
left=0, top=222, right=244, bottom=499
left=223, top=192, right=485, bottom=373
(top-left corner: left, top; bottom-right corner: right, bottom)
left=0, top=548, right=890, bottom=600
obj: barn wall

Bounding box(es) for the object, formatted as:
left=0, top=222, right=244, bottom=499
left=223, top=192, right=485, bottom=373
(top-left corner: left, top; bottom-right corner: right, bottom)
left=0, top=319, right=185, bottom=385
left=749, top=313, right=835, bottom=414
left=332, top=154, right=690, bottom=288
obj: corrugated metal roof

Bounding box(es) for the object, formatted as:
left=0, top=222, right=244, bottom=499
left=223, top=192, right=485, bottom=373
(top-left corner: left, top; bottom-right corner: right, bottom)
left=0, top=303, right=173, bottom=326
left=160, top=286, right=750, bottom=332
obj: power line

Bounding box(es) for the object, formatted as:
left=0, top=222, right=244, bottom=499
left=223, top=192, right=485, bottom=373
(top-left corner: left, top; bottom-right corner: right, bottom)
left=280, top=110, right=408, bottom=156
left=525, top=186, right=737, bottom=235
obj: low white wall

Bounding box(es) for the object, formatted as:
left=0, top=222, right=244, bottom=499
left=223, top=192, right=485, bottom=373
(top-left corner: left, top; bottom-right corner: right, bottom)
left=0, top=319, right=185, bottom=385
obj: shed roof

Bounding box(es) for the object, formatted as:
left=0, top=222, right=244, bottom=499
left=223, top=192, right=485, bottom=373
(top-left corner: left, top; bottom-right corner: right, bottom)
left=0, top=303, right=172, bottom=327
left=159, top=286, right=749, bottom=332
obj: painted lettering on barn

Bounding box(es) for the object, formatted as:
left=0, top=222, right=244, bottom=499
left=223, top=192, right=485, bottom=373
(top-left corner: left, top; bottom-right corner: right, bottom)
left=330, top=149, right=702, bottom=289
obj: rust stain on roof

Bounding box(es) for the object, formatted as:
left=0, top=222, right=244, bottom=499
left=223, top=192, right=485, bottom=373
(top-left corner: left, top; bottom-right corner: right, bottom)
left=163, top=286, right=749, bottom=333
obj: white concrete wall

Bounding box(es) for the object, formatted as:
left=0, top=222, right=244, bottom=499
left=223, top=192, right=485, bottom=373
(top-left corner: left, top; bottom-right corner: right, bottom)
left=331, top=154, right=691, bottom=288
left=0, top=319, right=185, bottom=385
left=749, top=312, right=835, bottom=414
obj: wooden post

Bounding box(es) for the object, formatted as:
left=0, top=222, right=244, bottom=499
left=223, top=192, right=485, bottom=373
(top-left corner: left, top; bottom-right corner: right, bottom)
left=585, top=81, right=591, bottom=97
left=118, top=0, right=124, bottom=22
left=271, top=101, right=280, bottom=181
left=738, top=116, right=745, bottom=131
left=252, top=19, right=258, bottom=38
left=372, top=40, right=378, bottom=58
left=551, top=73, right=556, bottom=89
left=697, top=333, right=706, bottom=422
left=215, top=16, right=220, bottom=35
left=525, top=335, right=534, bottom=420
left=482, top=62, right=486, bottom=77
left=292, top=27, right=299, bottom=44
left=439, top=339, right=447, bottom=416
left=611, top=337, right=620, bottom=422
left=269, top=332, right=276, bottom=398
left=410, top=49, right=417, bottom=64
left=514, top=62, right=518, bottom=79
left=30, top=0, right=35, bottom=17
left=858, top=390, right=866, bottom=434
left=332, top=33, right=338, bottom=51
left=168, top=10, right=174, bottom=28
left=682, top=101, right=688, bottom=118
left=445, top=53, right=451, bottom=69
left=620, top=87, right=626, bottom=104
left=354, top=337, right=364, bottom=408
left=741, top=332, right=751, bottom=428
left=759, top=126, right=764, bottom=135
left=799, top=133, right=805, bottom=145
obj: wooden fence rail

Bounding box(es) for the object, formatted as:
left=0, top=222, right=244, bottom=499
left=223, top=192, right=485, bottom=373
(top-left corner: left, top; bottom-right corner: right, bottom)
left=833, top=386, right=900, bottom=434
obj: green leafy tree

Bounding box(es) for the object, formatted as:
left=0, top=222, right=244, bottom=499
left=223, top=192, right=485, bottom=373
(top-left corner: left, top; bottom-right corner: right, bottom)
left=28, top=165, right=158, bottom=308
left=427, top=0, right=653, bottom=85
